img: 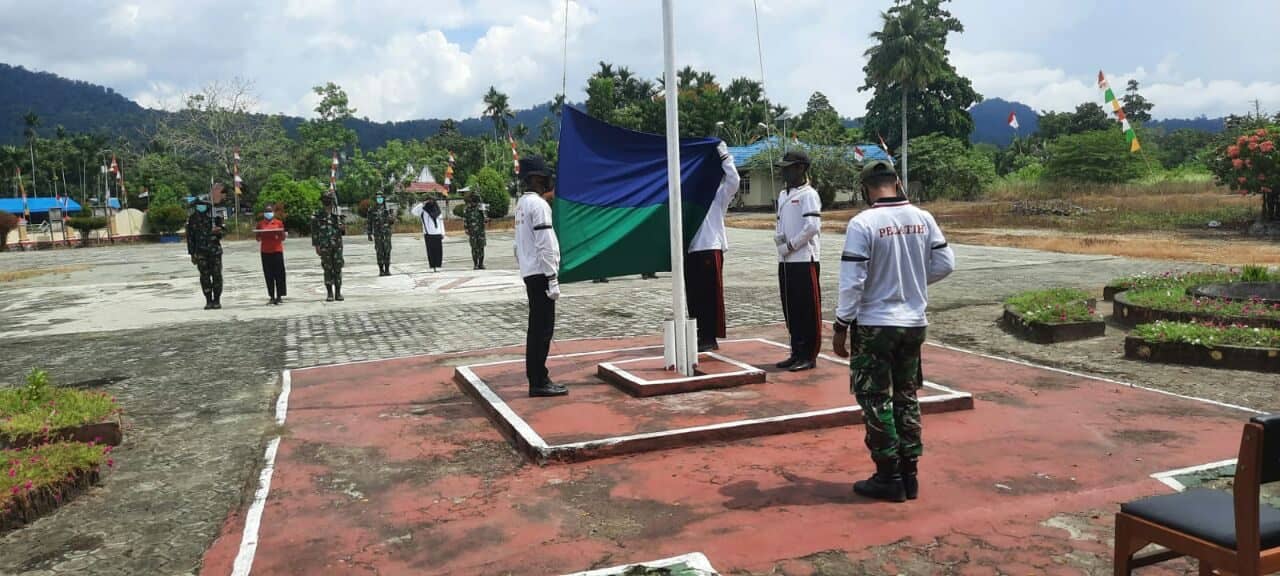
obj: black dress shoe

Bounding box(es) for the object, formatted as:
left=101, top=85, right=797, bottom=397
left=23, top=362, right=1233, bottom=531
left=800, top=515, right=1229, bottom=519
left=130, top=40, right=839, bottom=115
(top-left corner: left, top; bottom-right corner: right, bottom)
left=529, top=382, right=569, bottom=397
left=788, top=359, right=816, bottom=372
left=775, top=357, right=798, bottom=369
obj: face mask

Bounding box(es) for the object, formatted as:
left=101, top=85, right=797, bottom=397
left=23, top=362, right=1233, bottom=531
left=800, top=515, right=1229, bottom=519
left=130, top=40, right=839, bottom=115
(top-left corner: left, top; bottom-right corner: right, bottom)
left=196, top=204, right=208, bottom=213
left=376, top=197, right=384, bottom=204
left=264, top=212, right=274, bottom=220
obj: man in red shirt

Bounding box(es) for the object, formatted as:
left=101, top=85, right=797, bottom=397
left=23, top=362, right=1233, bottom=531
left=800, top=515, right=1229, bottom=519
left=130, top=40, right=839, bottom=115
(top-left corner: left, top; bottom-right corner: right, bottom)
left=256, top=203, right=287, bottom=305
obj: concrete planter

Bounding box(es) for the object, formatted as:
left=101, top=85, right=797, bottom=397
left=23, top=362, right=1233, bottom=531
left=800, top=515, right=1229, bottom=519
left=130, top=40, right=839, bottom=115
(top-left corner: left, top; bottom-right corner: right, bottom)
left=1125, top=336, right=1280, bottom=373
left=1, top=420, right=123, bottom=450
left=1112, top=292, right=1280, bottom=330
left=1102, top=285, right=1128, bottom=302
left=1001, top=303, right=1105, bottom=344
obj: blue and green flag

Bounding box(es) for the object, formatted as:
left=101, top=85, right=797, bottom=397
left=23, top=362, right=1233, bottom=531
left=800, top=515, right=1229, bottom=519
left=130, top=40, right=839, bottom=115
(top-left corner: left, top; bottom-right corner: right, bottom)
left=554, top=106, right=725, bottom=283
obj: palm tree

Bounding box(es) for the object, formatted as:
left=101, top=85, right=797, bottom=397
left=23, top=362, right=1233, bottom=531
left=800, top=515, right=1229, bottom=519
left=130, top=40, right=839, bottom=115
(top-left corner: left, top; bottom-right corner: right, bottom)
left=22, top=111, right=40, bottom=195
left=513, top=123, right=530, bottom=142
left=864, top=2, right=948, bottom=194
left=481, top=86, right=514, bottom=139
left=552, top=93, right=566, bottom=117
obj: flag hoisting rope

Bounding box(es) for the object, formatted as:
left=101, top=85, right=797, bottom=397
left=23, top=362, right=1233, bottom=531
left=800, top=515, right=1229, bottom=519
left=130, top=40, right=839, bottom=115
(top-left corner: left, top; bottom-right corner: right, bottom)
left=662, top=0, right=696, bottom=376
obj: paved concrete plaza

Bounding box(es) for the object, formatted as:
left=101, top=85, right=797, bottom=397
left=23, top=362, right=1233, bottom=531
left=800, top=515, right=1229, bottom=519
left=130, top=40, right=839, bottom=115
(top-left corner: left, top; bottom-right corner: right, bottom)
left=0, top=227, right=1271, bottom=574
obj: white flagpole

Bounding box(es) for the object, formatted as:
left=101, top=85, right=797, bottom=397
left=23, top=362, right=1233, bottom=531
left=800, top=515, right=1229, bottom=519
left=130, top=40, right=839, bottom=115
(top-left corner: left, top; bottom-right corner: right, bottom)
left=662, top=0, right=694, bottom=376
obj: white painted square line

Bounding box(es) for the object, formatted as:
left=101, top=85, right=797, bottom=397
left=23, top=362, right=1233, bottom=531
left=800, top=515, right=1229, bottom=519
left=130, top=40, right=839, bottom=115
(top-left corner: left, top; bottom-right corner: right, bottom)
left=562, top=552, right=716, bottom=576
left=1149, top=458, right=1238, bottom=491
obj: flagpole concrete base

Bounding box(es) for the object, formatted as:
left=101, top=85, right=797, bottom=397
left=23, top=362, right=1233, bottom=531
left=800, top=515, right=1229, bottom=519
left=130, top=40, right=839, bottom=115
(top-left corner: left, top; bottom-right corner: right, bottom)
left=598, top=352, right=766, bottom=397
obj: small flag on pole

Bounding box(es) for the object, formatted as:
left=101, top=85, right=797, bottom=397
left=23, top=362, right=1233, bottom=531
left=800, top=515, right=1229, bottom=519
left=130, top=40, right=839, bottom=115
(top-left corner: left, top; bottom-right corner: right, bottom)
left=17, top=167, right=29, bottom=220
left=1098, top=70, right=1141, bottom=153
left=443, top=150, right=455, bottom=187
left=508, top=134, right=520, bottom=175
left=330, top=152, right=339, bottom=191
left=233, top=147, right=242, bottom=197
left=1007, top=111, right=1020, bottom=130
left=853, top=146, right=865, bottom=162
left=876, top=132, right=893, bottom=162
left=110, top=155, right=119, bottom=177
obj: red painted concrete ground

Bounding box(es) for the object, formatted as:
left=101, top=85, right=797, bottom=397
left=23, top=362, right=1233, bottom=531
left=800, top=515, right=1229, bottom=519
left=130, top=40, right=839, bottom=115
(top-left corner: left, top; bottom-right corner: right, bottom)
left=202, top=325, right=1246, bottom=575
left=469, top=339, right=956, bottom=445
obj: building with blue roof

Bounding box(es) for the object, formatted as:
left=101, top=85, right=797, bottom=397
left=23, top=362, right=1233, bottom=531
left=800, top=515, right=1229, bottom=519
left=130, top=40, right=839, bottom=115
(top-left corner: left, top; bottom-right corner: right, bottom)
left=0, top=197, right=120, bottom=222
left=726, top=137, right=891, bottom=208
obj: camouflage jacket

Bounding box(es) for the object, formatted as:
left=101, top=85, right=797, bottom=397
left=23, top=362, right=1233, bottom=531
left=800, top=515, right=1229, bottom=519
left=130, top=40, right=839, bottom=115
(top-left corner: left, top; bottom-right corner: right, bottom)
left=186, top=211, right=223, bottom=256
left=311, top=209, right=345, bottom=253
left=366, top=205, right=394, bottom=237
left=463, top=202, right=486, bottom=239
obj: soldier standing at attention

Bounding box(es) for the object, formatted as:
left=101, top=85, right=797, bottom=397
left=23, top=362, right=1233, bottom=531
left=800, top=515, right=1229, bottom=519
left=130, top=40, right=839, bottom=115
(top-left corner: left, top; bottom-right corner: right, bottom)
left=463, top=191, right=488, bottom=270
left=366, top=192, right=394, bottom=276
left=312, top=191, right=346, bottom=302
left=514, top=156, right=566, bottom=398
left=773, top=150, right=823, bottom=372
left=832, top=160, right=955, bottom=503
left=186, top=198, right=225, bottom=310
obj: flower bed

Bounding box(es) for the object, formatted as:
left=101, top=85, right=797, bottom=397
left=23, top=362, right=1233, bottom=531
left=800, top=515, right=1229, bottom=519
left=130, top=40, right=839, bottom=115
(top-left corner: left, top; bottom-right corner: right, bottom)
left=2, top=441, right=111, bottom=532
left=0, top=370, right=123, bottom=449
left=1001, top=288, right=1105, bottom=344
left=1125, top=321, right=1280, bottom=373
left=1113, top=289, right=1280, bottom=330
left=1103, top=269, right=1243, bottom=301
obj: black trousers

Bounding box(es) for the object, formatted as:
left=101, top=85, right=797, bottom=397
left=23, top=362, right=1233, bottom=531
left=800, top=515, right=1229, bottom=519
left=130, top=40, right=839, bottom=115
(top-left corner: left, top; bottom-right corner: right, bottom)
left=424, top=234, right=443, bottom=268
left=779, top=261, right=822, bottom=361
left=524, top=274, right=556, bottom=387
left=685, top=250, right=725, bottom=344
left=261, top=252, right=286, bottom=299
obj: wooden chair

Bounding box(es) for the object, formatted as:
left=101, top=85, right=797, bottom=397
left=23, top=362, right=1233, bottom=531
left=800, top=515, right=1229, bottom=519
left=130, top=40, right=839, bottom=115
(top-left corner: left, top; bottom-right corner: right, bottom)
left=1115, top=414, right=1280, bottom=575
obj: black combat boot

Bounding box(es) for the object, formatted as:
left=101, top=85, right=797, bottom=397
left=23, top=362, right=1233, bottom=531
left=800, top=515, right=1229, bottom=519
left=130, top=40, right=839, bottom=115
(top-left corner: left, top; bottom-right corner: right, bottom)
left=853, top=461, right=907, bottom=503
left=203, top=293, right=214, bottom=310
left=334, top=282, right=344, bottom=301
left=212, top=287, right=222, bottom=309
left=902, top=459, right=919, bottom=501
left=325, top=284, right=334, bottom=302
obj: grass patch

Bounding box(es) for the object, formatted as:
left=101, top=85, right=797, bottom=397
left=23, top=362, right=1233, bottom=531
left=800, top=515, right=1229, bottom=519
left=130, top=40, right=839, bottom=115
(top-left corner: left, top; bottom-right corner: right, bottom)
left=1133, top=321, right=1280, bottom=349
left=2, top=441, right=108, bottom=504
left=0, top=265, right=87, bottom=283
left=1124, top=287, right=1280, bottom=321
left=1004, top=288, right=1097, bottom=324
left=0, top=370, right=121, bottom=443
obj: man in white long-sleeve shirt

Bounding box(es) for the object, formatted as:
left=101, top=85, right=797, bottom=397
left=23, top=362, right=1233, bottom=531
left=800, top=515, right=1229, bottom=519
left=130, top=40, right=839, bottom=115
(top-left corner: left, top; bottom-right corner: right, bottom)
left=832, top=160, right=955, bottom=503
left=685, top=141, right=741, bottom=352
left=773, top=150, right=823, bottom=372
left=513, top=156, right=567, bottom=397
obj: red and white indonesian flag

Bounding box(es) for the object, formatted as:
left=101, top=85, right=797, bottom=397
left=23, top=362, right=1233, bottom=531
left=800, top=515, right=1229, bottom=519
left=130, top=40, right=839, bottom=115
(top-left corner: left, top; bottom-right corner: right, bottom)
left=854, top=146, right=865, bottom=162
left=330, top=152, right=339, bottom=191
left=1007, top=111, right=1019, bottom=130
left=508, top=134, right=520, bottom=174
left=110, top=155, right=119, bottom=177
left=448, top=151, right=456, bottom=165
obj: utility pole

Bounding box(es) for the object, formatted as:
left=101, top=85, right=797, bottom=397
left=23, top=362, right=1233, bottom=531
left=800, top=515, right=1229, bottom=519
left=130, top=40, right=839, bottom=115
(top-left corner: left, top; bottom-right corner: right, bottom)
left=1252, top=99, right=1263, bottom=120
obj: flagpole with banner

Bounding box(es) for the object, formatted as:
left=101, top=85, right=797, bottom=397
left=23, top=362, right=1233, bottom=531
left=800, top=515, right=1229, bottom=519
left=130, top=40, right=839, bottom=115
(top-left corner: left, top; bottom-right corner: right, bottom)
left=234, top=147, right=242, bottom=239
left=662, top=0, right=695, bottom=376
left=17, top=167, right=29, bottom=244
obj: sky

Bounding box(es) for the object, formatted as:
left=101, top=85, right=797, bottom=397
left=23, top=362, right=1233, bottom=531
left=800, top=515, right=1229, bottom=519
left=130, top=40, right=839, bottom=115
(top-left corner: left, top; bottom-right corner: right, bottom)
left=1, top=0, right=1277, bottom=123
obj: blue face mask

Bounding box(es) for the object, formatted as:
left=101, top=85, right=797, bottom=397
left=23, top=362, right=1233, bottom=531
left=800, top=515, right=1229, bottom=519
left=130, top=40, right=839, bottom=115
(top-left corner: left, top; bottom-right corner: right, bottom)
left=196, top=204, right=208, bottom=213
left=376, top=197, right=384, bottom=204
left=264, top=212, right=274, bottom=220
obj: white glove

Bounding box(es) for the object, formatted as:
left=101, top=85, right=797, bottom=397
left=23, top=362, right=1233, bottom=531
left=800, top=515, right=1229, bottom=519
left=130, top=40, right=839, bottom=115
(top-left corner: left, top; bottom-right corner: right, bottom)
left=546, top=277, right=561, bottom=301
left=716, top=141, right=730, bottom=160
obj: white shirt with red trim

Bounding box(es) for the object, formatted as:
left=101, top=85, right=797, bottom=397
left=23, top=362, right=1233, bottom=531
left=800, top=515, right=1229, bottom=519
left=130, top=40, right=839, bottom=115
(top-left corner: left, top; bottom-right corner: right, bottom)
left=514, top=192, right=560, bottom=279
left=835, top=197, right=955, bottom=328
left=775, top=184, right=821, bottom=263
left=689, top=147, right=741, bottom=253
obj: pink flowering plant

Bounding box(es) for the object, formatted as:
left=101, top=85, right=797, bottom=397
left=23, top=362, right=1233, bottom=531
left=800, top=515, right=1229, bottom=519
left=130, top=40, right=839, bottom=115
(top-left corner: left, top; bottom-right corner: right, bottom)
left=1134, top=320, right=1280, bottom=349
left=1, top=369, right=121, bottom=444
left=1217, top=126, right=1280, bottom=223
left=1, top=442, right=109, bottom=513
left=1005, top=288, right=1097, bottom=325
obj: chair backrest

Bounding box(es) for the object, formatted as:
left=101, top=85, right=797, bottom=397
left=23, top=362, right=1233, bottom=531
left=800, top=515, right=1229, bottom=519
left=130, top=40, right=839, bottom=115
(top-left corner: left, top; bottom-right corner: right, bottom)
left=1252, top=414, right=1280, bottom=484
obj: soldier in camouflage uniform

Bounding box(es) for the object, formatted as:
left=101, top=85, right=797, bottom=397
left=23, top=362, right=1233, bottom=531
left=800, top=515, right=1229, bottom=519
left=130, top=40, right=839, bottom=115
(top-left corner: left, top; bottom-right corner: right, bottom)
left=832, top=160, right=955, bottom=503
left=312, top=191, right=346, bottom=301
left=366, top=192, right=394, bottom=276
left=462, top=192, right=487, bottom=270
left=186, top=198, right=225, bottom=310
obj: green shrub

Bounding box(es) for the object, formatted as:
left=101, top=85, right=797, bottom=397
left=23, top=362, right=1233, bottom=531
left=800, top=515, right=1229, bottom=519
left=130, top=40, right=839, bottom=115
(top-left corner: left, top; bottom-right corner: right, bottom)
left=255, top=173, right=324, bottom=235
left=144, top=205, right=187, bottom=235
left=1044, top=130, right=1145, bottom=184
left=467, top=167, right=511, bottom=218
left=907, top=133, right=998, bottom=201
left=1242, top=265, right=1277, bottom=282
left=67, top=215, right=108, bottom=244
left=452, top=203, right=467, bottom=218
left=1004, top=288, right=1096, bottom=324
left=1133, top=321, right=1280, bottom=349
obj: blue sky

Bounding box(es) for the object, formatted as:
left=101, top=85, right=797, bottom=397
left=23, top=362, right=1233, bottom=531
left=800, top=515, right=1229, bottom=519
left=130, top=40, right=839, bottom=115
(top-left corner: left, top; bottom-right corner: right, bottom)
left=0, top=0, right=1276, bottom=122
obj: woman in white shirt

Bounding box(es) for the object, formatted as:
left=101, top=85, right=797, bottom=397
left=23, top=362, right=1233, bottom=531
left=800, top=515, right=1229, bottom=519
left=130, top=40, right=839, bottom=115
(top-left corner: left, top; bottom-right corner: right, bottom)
left=411, top=197, right=446, bottom=272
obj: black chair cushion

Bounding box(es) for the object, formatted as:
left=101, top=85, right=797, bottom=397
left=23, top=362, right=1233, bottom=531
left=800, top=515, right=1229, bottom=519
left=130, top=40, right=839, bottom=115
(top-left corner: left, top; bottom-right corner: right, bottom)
left=1122, top=488, right=1280, bottom=550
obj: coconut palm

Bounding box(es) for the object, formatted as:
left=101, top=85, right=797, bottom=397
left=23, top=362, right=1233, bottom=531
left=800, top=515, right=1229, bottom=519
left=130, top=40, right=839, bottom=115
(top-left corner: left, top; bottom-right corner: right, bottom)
left=22, top=111, right=40, bottom=195
left=864, top=2, right=949, bottom=193
left=481, top=86, right=514, bottom=139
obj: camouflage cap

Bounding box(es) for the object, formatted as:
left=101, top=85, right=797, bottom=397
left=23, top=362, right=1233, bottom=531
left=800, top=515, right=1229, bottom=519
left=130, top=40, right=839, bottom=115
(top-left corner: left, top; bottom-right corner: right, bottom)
left=860, top=160, right=898, bottom=184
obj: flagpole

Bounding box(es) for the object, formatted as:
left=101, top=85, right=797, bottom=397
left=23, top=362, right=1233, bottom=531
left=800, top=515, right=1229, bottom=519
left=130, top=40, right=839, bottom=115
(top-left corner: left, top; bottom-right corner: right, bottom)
left=662, top=0, right=694, bottom=376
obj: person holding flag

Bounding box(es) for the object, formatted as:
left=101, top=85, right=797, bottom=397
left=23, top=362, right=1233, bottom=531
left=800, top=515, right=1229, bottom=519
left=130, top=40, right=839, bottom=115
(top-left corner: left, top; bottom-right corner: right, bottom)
left=684, top=141, right=740, bottom=352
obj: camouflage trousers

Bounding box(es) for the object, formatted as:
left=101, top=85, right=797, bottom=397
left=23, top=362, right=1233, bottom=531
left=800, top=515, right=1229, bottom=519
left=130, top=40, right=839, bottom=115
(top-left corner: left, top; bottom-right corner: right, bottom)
left=374, top=233, right=392, bottom=267
left=193, top=253, right=223, bottom=297
left=469, top=236, right=486, bottom=267
left=848, top=325, right=927, bottom=468
left=319, top=250, right=344, bottom=285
